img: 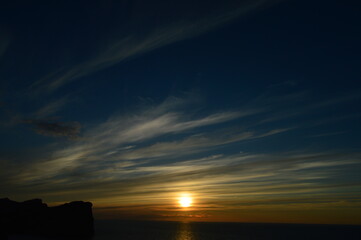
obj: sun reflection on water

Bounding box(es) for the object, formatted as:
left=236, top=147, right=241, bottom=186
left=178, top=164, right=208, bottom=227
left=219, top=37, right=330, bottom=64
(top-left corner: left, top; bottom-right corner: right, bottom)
left=175, top=222, right=196, bottom=240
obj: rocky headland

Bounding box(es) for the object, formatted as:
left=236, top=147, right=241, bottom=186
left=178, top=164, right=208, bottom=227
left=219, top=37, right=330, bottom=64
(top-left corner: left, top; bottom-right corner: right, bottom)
left=0, top=198, right=94, bottom=239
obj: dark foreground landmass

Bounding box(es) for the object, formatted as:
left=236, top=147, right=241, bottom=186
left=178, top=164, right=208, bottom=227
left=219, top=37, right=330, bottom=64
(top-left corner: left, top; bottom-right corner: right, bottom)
left=0, top=198, right=93, bottom=240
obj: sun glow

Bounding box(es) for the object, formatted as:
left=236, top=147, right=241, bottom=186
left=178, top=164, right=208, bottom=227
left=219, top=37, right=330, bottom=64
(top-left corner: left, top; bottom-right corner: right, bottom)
left=179, top=195, right=192, bottom=208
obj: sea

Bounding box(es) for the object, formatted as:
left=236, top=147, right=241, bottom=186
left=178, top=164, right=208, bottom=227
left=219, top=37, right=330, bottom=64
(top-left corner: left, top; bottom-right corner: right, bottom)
left=8, top=220, right=361, bottom=240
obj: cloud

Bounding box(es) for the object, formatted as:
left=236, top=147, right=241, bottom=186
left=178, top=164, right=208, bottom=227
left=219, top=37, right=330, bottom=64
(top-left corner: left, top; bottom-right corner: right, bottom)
left=9, top=150, right=360, bottom=207
left=31, top=0, right=277, bottom=94
left=257, top=92, right=361, bottom=125
left=7, top=97, right=259, bottom=185
left=34, top=96, right=70, bottom=118
left=23, top=119, right=81, bottom=139
left=3, top=95, right=360, bottom=217
left=309, top=131, right=347, bottom=138
left=116, top=127, right=290, bottom=161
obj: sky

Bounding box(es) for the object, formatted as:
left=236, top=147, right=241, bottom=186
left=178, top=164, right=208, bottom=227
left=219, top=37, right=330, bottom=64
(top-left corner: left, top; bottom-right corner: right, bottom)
left=0, top=0, right=361, bottom=225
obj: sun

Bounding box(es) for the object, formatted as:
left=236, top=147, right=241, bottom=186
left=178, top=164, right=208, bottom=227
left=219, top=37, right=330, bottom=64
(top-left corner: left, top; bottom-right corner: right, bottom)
left=179, top=196, right=192, bottom=207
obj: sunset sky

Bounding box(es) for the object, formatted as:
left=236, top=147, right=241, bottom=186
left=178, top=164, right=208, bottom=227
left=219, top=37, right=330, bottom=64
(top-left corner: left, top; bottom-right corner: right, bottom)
left=1, top=0, right=361, bottom=225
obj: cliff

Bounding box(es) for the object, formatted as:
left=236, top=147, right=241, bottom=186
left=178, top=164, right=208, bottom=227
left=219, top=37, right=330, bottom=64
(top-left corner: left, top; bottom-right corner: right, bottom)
left=0, top=198, right=94, bottom=239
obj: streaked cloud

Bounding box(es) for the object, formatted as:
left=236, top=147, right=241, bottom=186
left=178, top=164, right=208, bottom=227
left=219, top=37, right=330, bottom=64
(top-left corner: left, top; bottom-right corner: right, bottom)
left=31, top=0, right=277, bottom=94
left=34, top=96, right=70, bottom=118
left=3, top=96, right=360, bottom=212
left=9, top=151, right=360, bottom=208
left=258, top=92, right=361, bottom=125
left=1, top=92, right=360, bottom=223
left=13, top=97, right=256, bottom=182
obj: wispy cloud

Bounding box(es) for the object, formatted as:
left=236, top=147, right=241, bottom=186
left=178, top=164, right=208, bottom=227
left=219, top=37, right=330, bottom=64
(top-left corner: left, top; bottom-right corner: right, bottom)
left=2, top=94, right=360, bottom=223
left=13, top=97, right=255, bottom=182
left=5, top=97, right=357, bottom=201
left=31, top=0, right=276, bottom=94
left=7, top=150, right=360, bottom=209
left=116, top=126, right=291, bottom=162
left=250, top=90, right=361, bottom=126
left=309, top=131, right=347, bottom=138
left=34, top=96, right=70, bottom=118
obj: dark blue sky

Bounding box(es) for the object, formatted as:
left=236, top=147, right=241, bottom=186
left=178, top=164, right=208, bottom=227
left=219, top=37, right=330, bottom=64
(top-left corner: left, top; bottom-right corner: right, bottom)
left=0, top=0, right=360, bottom=224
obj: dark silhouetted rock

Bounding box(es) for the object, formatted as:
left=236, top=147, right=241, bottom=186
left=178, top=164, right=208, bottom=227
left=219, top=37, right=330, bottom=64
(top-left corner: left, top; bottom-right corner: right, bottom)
left=0, top=198, right=94, bottom=239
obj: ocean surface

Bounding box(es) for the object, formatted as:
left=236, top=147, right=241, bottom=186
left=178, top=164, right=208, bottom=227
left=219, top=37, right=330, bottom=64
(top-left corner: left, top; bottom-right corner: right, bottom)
left=9, top=220, right=361, bottom=240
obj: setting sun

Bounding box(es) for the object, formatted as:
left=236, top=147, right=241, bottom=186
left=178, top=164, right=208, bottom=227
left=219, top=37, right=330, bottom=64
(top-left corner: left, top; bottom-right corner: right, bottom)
left=179, top=196, right=192, bottom=207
